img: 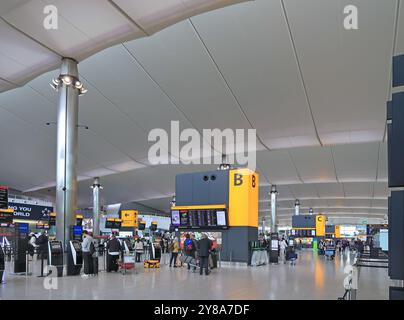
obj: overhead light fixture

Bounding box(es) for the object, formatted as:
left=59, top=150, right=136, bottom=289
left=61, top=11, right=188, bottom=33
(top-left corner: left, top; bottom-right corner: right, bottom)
left=50, top=74, right=87, bottom=96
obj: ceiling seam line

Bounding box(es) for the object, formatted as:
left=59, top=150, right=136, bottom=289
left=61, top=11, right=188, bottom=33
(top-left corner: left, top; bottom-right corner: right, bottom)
left=330, top=146, right=340, bottom=183
left=0, top=17, right=63, bottom=58
left=120, top=44, right=198, bottom=131
left=0, top=76, right=19, bottom=87
left=287, top=151, right=304, bottom=184
left=187, top=18, right=273, bottom=152
left=279, top=0, right=323, bottom=147
left=107, top=0, right=150, bottom=36
left=120, top=43, right=224, bottom=157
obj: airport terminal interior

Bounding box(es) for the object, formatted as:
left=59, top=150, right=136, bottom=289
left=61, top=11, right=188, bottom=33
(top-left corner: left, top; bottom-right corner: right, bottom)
left=0, top=0, right=404, bottom=301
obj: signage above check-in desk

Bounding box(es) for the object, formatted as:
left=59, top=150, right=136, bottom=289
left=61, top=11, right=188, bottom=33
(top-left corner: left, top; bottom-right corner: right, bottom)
left=7, top=200, right=53, bottom=221
left=171, top=205, right=228, bottom=230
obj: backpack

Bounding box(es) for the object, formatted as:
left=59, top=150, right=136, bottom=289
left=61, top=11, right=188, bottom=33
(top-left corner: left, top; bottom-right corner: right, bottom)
left=89, top=241, right=96, bottom=255
left=185, top=239, right=194, bottom=252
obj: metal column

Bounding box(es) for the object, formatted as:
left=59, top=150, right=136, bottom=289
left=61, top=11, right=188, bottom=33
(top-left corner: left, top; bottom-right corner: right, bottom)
left=92, top=177, right=102, bottom=237
left=295, top=199, right=300, bottom=216
left=270, top=185, right=277, bottom=233
left=53, top=58, right=86, bottom=249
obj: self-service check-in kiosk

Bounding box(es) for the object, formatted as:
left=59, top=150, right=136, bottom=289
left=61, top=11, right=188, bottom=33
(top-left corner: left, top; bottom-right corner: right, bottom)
left=67, top=225, right=83, bottom=276
left=48, top=240, right=64, bottom=277
left=67, top=240, right=82, bottom=275
left=14, top=223, right=29, bottom=274
left=269, top=232, right=279, bottom=264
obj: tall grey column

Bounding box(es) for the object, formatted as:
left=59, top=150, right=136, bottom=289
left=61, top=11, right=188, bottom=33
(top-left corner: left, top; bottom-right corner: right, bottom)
left=270, top=185, right=277, bottom=233
left=92, top=177, right=102, bottom=237
left=261, top=217, right=266, bottom=234
left=53, top=58, right=87, bottom=249
left=295, top=199, right=300, bottom=216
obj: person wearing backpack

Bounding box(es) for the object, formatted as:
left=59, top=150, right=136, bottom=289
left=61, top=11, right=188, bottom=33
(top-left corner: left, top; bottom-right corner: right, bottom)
left=184, top=233, right=197, bottom=272
left=81, top=230, right=94, bottom=278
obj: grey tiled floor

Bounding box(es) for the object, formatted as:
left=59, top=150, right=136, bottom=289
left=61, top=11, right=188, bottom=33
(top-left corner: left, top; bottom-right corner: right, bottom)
left=0, top=250, right=388, bottom=300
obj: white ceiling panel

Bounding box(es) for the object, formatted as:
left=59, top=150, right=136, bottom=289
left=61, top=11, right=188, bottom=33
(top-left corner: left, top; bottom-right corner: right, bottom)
left=343, top=182, right=374, bottom=198
left=256, top=150, right=300, bottom=185
left=190, top=0, right=319, bottom=149
left=288, top=184, right=319, bottom=199
left=0, top=19, right=60, bottom=87
left=377, top=142, right=388, bottom=181
left=332, top=142, right=379, bottom=182
left=284, top=0, right=396, bottom=144
left=313, top=183, right=345, bottom=198
left=371, top=199, right=388, bottom=209
left=0, top=108, right=55, bottom=190
left=2, top=0, right=143, bottom=60
left=78, top=45, right=194, bottom=134
left=373, top=182, right=389, bottom=198
left=113, top=0, right=247, bottom=35
left=327, top=198, right=372, bottom=208
left=289, top=146, right=336, bottom=183
left=136, top=196, right=172, bottom=212
left=78, top=80, right=150, bottom=161
left=122, top=20, right=252, bottom=132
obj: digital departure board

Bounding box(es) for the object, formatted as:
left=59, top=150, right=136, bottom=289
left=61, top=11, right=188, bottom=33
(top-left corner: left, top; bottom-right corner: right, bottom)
left=171, top=208, right=228, bottom=230
left=0, top=186, right=8, bottom=209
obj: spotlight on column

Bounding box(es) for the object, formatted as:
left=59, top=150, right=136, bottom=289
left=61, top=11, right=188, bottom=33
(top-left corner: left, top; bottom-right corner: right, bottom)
left=74, top=81, right=83, bottom=89
left=218, top=153, right=231, bottom=171
left=62, top=75, right=72, bottom=85
left=309, top=208, right=314, bottom=215
left=79, top=87, right=88, bottom=96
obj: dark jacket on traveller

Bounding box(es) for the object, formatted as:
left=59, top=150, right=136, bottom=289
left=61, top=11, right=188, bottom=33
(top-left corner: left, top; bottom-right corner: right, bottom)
left=106, top=238, right=121, bottom=253
left=198, top=238, right=212, bottom=257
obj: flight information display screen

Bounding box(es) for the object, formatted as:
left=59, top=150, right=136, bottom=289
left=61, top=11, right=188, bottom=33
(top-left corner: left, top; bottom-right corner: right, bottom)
left=171, top=208, right=228, bottom=230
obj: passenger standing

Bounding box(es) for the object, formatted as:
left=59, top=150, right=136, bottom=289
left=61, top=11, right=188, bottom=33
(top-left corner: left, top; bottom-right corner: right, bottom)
left=106, top=233, right=121, bottom=272
left=184, top=234, right=197, bottom=272
left=36, top=231, right=48, bottom=260
left=169, top=237, right=180, bottom=268
left=81, top=230, right=94, bottom=278
left=198, top=234, right=212, bottom=276
left=279, top=237, right=288, bottom=264
left=28, top=232, right=38, bottom=258
left=134, top=238, right=144, bottom=262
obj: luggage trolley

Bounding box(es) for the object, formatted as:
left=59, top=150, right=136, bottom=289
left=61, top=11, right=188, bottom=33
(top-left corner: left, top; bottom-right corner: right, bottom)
left=118, top=251, right=136, bottom=275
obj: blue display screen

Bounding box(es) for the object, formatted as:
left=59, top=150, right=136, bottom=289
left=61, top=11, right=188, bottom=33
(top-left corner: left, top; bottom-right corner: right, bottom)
left=73, top=226, right=82, bottom=235
left=19, top=223, right=29, bottom=233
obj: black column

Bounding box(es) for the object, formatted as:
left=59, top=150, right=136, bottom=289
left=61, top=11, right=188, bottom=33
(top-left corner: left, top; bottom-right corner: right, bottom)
left=388, top=54, right=404, bottom=300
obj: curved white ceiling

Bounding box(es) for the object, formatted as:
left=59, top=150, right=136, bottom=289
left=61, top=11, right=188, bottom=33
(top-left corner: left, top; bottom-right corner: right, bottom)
left=1, top=0, right=402, bottom=225
left=0, top=0, right=248, bottom=91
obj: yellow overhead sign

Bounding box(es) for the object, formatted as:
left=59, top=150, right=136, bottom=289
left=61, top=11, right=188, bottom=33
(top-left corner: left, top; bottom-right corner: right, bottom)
left=315, top=215, right=326, bottom=237
left=228, top=168, right=259, bottom=227
left=121, top=210, right=138, bottom=228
